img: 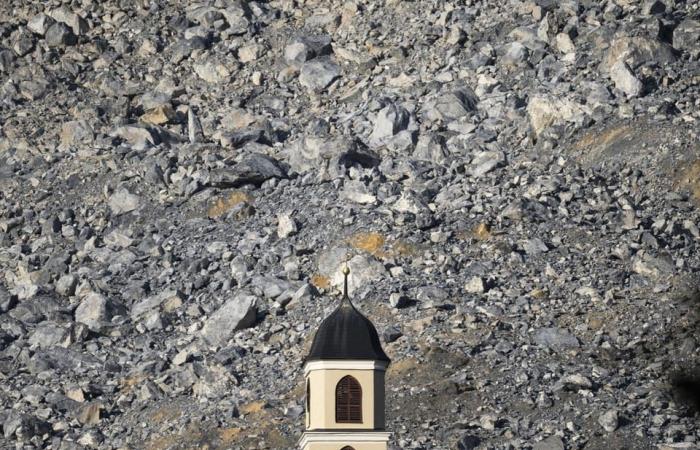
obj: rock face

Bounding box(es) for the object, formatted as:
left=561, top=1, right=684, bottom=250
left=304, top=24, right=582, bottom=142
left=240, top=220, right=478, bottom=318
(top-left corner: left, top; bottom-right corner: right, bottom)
left=1, top=0, right=700, bottom=448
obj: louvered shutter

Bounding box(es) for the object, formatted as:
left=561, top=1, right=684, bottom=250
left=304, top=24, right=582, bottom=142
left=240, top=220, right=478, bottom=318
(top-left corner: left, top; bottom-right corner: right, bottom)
left=336, top=376, right=362, bottom=423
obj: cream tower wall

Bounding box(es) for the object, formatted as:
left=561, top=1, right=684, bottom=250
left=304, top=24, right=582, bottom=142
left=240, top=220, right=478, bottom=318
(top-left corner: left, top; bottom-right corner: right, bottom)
left=302, top=441, right=388, bottom=450
left=304, top=360, right=388, bottom=431
left=306, top=368, right=385, bottom=430
left=300, top=430, right=390, bottom=450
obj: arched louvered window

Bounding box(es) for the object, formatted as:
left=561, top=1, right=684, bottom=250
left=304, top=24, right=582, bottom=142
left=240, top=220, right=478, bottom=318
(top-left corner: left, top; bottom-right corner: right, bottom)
left=335, top=376, right=362, bottom=423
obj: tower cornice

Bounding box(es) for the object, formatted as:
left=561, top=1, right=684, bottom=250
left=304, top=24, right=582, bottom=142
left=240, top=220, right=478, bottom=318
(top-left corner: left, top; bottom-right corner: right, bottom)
left=303, top=359, right=390, bottom=376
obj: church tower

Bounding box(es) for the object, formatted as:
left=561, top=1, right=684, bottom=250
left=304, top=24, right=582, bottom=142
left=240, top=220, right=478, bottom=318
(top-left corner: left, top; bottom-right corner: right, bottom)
left=299, top=265, right=391, bottom=450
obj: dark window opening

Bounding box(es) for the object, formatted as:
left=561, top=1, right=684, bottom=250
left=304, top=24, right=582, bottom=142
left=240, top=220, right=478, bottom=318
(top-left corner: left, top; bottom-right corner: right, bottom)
left=306, top=379, right=310, bottom=415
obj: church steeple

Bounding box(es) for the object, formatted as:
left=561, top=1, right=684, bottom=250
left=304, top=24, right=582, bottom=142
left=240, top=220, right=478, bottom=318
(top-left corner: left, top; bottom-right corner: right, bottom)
left=305, top=264, right=389, bottom=364
left=299, top=265, right=391, bottom=450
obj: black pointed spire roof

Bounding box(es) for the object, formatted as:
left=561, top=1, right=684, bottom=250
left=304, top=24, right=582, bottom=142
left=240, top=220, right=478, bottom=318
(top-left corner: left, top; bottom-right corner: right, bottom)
left=305, top=265, right=390, bottom=364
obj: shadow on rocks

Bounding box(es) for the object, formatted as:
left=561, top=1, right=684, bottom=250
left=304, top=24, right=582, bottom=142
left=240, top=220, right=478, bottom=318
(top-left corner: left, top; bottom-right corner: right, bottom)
left=664, top=278, right=700, bottom=417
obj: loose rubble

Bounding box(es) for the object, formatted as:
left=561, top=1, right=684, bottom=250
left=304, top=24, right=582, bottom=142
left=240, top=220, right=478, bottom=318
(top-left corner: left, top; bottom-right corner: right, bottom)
left=1, top=0, right=700, bottom=449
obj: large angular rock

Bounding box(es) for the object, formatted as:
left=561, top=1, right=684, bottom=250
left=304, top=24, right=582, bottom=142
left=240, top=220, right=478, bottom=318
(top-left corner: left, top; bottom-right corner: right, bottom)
left=45, top=22, right=76, bottom=47
left=3, top=412, right=50, bottom=441
left=108, top=189, right=140, bottom=215
left=111, top=125, right=159, bottom=150
left=201, top=293, right=257, bottom=346
left=369, top=103, right=410, bottom=146
left=194, top=61, right=231, bottom=83
left=74, top=292, right=111, bottom=332
left=601, top=35, right=675, bottom=73
left=27, top=13, right=55, bottom=36
left=209, top=153, right=287, bottom=188
left=318, top=252, right=387, bottom=296
left=299, top=56, right=340, bottom=91
left=423, top=87, right=479, bottom=122
left=527, top=95, right=589, bottom=136
left=534, top=327, right=580, bottom=350
left=610, top=60, right=643, bottom=98
left=285, top=35, right=332, bottom=65
left=674, top=19, right=700, bottom=53
left=49, top=6, right=89, bottom=35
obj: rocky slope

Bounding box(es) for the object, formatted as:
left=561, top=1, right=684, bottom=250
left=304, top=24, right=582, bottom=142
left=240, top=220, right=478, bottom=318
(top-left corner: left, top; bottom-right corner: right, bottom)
left=1, top=0, right=700, bottom=449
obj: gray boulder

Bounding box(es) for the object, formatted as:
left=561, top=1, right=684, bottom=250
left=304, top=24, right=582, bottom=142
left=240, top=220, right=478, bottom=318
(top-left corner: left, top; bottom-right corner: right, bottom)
left=27, top=13, right=54, bottom=36
left=534, top=327, right=580, bottom=350
left=610, top=60, right=643, bottom=98
left=210, top=153, right=287, bottom=188
left=108, top=189, right=140, bottom=215
left=601, top=35, right=675, bottom=73
left=369, top=103, right=410, bottom=146
left=3, top=412, right=50, bottom=441
left=28, top=322, right=69, bottom=348
left=285, top=35, right=332, bottom=65
left=45, top=22, right=76, bottom=47
left=532, top=436, right=565, bottom=450
left=674, top=19, right=700, bottom=54
left=201, top=293, right=257, bottom=346
left=74, top=292, right=111, bottom=332
left=299, top=56, right=340, bottom=91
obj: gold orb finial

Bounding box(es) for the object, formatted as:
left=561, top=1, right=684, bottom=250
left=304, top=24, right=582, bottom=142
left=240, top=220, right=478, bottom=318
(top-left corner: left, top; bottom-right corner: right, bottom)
left=341, top=255, right=351, bottom=300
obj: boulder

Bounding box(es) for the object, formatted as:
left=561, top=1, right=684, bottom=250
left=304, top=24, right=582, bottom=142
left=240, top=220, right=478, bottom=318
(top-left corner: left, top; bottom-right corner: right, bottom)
left=209, top=153, right=287, bottom=188
left=610, top=60, right=643, bottom=97
left=674, top=19, right=700, bottom=54
left=201, top=293, right=257, bottom=346
left=534, top=327, right=580, bottom=350
left=74, top=292, right=111, bottom=332
left=299, top=56, right=340, bottom=91
left=108, top=189, right=140, bottom=215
